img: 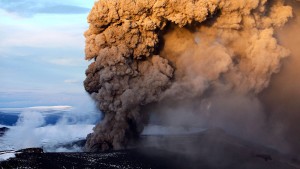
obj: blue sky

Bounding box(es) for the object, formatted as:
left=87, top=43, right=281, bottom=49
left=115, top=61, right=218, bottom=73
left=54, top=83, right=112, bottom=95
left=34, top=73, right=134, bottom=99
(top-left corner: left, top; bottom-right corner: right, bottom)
left=0, top=0, right=96, bottom=110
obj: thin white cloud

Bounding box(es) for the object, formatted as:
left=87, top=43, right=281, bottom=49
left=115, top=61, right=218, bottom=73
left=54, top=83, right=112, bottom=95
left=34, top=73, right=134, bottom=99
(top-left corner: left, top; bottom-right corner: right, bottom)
left=0, top=0, right=91, bottom=102
left=0, top=26, right=84, bottom=49
left=0, top=8, right=20, bottom=19
left=0, top=106, right=73, bottom=114
left=64, top=79, right=80, bottom=84
left=0, top=3, right=87, bottom=58
left=48, top=58, right=83, bottom=66
left=0, top=0, right=91, bottom=17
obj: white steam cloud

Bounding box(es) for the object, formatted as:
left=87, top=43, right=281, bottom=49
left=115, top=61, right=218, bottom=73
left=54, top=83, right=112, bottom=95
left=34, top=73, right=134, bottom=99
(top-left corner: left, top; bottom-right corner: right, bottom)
left=0, top=109, right=97, bottom=152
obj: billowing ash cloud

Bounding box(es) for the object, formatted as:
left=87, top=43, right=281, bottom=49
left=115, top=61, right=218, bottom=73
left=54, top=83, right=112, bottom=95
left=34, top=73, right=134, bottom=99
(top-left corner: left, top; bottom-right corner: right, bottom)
left=83, top=0, right=293, bottom=152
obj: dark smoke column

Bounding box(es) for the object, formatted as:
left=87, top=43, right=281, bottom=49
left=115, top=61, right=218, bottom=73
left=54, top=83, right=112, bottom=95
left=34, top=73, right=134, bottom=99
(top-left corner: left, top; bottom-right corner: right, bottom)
left=83, top=0, right=292, bottom=152
left=83, top=0, right=176, bottom=152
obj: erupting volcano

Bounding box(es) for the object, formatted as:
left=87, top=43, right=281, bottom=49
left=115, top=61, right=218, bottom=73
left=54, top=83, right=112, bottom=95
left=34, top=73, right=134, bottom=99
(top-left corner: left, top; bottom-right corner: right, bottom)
left=83, top=0, right=294, bottom=152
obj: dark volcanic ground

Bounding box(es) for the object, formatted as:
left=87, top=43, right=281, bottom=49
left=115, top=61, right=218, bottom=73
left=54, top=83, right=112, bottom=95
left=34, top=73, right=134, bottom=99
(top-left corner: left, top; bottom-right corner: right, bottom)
left=1, top=129, right=299, bottom=169
left=0, top=148, right=202, bottom=169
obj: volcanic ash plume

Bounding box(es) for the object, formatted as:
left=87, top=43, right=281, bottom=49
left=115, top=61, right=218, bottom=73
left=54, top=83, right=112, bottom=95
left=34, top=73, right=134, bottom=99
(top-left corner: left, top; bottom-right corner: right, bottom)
left=83, top=0, right=292, bottom=152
